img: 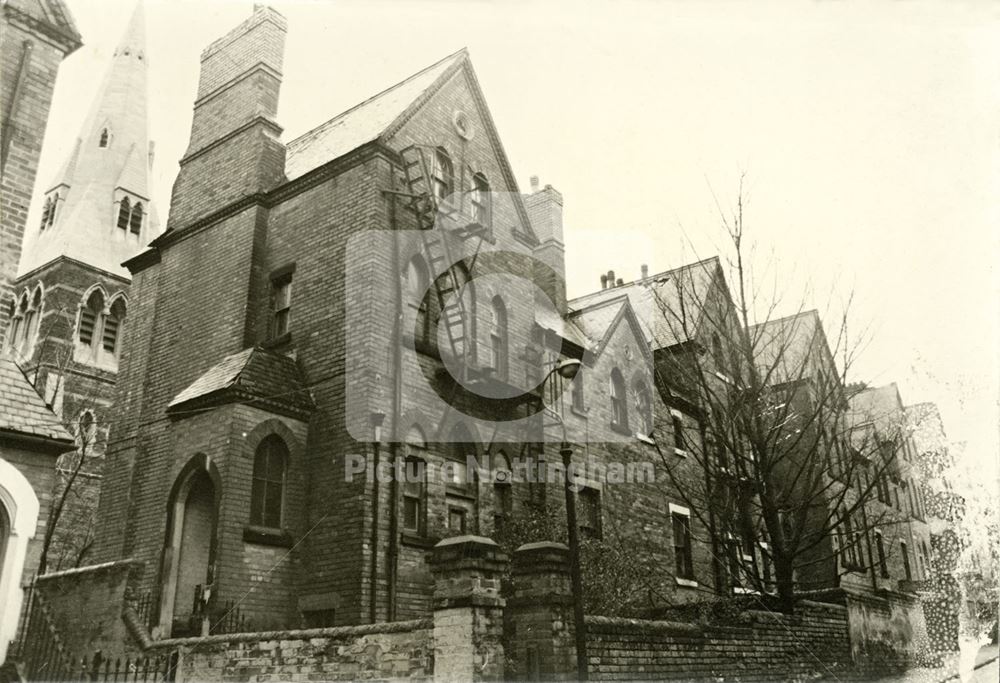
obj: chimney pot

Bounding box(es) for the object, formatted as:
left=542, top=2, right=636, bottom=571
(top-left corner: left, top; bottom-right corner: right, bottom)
left=616, top=278, right=624, bottom=287
left=641, top=264, right=648, bottom=279
left=530, top=175, right=540, bottom=193
left=607, top=270, right=615, bottom=285
left=600, top=274, right=608, bottom=290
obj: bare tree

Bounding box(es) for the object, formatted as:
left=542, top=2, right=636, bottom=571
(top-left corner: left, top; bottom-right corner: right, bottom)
left=644, top=182, right=915, bottom=610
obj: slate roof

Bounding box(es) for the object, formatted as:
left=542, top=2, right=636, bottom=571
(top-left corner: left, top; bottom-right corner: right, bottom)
left=284, top=49, right=466, bottom=181
left=168, top=347, right=315, bottom=418
left=0, top=355, right=73, bottom=444
left=748, top=310, right=828, bottom=386
left=568, top=257, right=722, bottom=350
left=848, top=383, right=905, bottom=434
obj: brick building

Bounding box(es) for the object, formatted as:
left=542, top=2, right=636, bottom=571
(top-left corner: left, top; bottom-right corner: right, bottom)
left=4, top=1, right=156, bottom=573
left=0, top=0, right=81, bottom=336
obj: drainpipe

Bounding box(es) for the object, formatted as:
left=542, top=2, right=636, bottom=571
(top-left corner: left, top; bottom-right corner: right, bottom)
left=387, top=182, right=404, bottom=620
left=369, top=413, right=385, bottom=623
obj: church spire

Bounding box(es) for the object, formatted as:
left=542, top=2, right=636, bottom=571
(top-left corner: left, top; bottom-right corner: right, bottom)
left=19, top=0, right=157, bottom=280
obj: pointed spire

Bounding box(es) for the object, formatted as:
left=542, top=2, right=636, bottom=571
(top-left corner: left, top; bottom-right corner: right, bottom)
left=19, top=0, right=157, bottom=280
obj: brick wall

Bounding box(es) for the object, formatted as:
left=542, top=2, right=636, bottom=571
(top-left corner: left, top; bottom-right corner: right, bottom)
left=33, top=560, right=141, bottom=660
left=0, top=9, right=77, bottom=338
left=148, top=621, right=433, bottom=682
left=584, top=602, right=855, bottom=682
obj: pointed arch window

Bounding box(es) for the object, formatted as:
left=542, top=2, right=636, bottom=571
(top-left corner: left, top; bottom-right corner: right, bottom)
left=404, top=255, right=430, bottom=345
left=78, top=290, right=104, bottom=347
left=20, top=287, right=42, bottom=355
left=129, top=202, right=144, bottom=235
left=471, top=173, right=490, bottom=226
left=632, top=379, right=652, bottom=437
left=102, top=297, right=127, bottom=356
left=431, top=148, right=453, bottom=204
left=6, top=293, right=28, bottom=353
left=610, top=367, right=628, bottom=430
left=117, top=197, right=132, bottom=231
left=489, top=296, right=508, bottom=380
left=250, top=435, right=288, bottom=529
left=40, top=195, right=58, bottom=231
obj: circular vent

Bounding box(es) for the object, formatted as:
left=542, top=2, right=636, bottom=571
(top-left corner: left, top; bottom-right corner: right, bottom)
left=453, top=110, right=475, bottom=140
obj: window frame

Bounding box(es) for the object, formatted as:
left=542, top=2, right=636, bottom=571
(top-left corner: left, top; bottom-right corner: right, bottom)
left=250, top=435, right=288, bottom=530
left=670, top=503, right=695, bottom=583
left=610, top=367, right=628, bottom=432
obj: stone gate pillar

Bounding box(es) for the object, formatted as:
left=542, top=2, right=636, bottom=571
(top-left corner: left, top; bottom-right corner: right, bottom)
left=506, top=542, right=577, bottom=680
left=430, top=535, right=507, bottom=682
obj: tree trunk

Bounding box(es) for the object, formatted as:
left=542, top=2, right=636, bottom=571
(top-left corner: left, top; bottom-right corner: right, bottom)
left=774, top=554, right=796, bottom=613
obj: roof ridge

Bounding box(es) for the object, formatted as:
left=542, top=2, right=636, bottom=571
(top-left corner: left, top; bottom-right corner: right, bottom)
left=749, top=308, right=820, bottom=331
left=287, top=48, right=468, bottom=147
left=568, top=255, right=722, bottom=306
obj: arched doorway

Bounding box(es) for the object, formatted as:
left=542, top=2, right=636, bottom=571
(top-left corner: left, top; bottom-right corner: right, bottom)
left=159, top=461, right=219, bottom=637
left=0, top=458, right=40, bottom=662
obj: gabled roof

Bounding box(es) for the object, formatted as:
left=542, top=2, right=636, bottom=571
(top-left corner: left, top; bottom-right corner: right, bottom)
left=284, top=49, right=467, bottom=181
left=168, top=347, right=315, bottom=419
left=749, top=309, right=837, bottom=387
left=569, top=257, right=724, bottom=350
left=569, top=294, right=653, bottom=364
left=0, top=356, right=73, bottom=445
left=848, top=383, right=905, bottom=435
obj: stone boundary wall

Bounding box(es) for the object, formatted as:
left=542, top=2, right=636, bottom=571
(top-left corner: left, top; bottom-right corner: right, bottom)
left=145, top=620, right=434, bottom=682
left=32, top=560, right=142, bottom=660
left=584, top=601, right=857, bottom=682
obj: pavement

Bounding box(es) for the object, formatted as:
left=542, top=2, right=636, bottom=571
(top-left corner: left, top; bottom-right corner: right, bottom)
left=868, top=643, right=999, bottom=683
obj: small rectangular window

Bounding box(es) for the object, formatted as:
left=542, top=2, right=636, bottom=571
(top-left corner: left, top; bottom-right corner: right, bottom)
left=272, top=275, right=292, bottom=338
left=671, top=512, right=694, bottom=579
left=448, top=507, right=467, bottom=533
left=571, top=370, right=585, bottom=411
left=402, top=457, right=425, bottom=534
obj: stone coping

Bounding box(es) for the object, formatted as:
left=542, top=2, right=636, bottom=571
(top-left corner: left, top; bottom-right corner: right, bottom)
left=35, top=559, right=141, bottom=582
left=145, top=618, right=432, bottom=650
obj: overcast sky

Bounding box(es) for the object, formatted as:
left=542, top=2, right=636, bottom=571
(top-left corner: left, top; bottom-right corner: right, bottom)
left=31, top=0, right=998, bottom=476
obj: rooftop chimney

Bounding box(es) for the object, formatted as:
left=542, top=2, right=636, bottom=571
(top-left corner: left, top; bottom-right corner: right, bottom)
left=524, top=179, right=566, bottom=311
left=616, top=278, right=623, bottom=287
left=600, top=274, right=608, bottom=290
left=641, top=264, right=648, bottom=280
left=607, top=270, right=615, bottom=286
left=167, top=5, right=287, bottom=229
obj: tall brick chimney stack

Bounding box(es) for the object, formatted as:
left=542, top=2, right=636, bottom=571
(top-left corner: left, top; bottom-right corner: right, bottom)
left=524, top=179, right=566, bottom=312
left=167, top=5, right=287, bottom=229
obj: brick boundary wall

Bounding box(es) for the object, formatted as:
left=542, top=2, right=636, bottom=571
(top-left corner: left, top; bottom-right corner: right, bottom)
left=144, top=620, right=434, bottom=682
left=584, top=602, right=855, bottom=682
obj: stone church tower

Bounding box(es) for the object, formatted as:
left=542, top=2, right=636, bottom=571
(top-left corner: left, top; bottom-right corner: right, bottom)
left=4, top=1, right=156, bottom=572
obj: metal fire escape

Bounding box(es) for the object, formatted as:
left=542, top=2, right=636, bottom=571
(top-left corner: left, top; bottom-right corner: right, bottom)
left=397, top=144, right=488, bottom=383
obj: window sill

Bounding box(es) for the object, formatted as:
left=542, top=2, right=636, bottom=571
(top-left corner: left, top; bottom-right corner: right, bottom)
left=675, top=577, right=698, bottom=588
left=401, top=531, right=436, bottom=549
left=636, top=434, right=655, bottom=445
left=261, top=332, right=292, bottom=350
left=243, top=526, right=294, bottom=547
left=570, top=406, right=589, bottom=419
left=714, top=372, right=734, bottom=385
left=674, top=447, right=688, bottom=458
left=733, top=587, right=760, bottom=596
left=610, top=421, right=631, bottom=436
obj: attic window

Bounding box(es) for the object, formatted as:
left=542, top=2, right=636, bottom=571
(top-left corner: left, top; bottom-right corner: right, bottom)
left=99, top=128, right=109, bottom=148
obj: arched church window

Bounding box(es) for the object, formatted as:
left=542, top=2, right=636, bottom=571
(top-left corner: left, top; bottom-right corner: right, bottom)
left=78, top=289, right=104, bottom=347
left=117, top=197, right=131, bottom=231
left=40, top=197, right=53, bottom=231
left=431, top=148, right=453, bottom=205
left=610, top=367, right=628, bottom=430
left=129, top=202, right=144, bottom=235
left=404, top=255, right=430, bottom=345
left=102, top=297, right=127, bottom=356
left=471, top=173, right=490, bottom=226
left=250, top=435, right=288, bottom=529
